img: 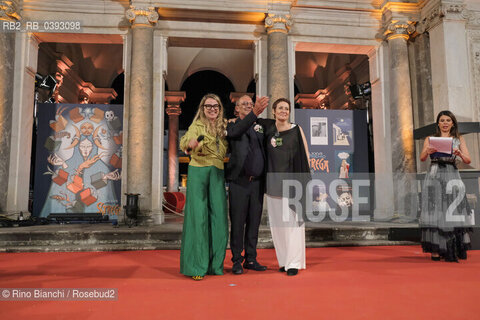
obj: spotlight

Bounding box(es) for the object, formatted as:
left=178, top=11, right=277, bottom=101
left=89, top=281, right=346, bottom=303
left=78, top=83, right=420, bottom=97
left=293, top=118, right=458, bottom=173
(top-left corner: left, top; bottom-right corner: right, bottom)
left=349, top=82, right=371, bottom=99
left=35, top=74, right=57, bottom=92
left=35, top=73, right=58, bottom=103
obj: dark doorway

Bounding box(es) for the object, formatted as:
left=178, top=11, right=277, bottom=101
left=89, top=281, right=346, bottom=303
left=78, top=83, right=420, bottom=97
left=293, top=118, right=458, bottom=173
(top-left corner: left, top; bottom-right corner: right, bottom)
left=110, top=72, right=124, bottom=104
left=179, top=70, right=235, bottom=130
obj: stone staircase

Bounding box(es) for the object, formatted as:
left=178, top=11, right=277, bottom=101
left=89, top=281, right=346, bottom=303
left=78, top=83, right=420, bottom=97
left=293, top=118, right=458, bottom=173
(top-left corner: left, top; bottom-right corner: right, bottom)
left=0, top=217, right=419, bottom=252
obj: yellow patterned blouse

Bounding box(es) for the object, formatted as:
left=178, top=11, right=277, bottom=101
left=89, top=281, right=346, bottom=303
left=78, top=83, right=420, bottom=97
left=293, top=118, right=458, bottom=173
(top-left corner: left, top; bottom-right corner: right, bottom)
left=180, top=119, right=227, bottom=170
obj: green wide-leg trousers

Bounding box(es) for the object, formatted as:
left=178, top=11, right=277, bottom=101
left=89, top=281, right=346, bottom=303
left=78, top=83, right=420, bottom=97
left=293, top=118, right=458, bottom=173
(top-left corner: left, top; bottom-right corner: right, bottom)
left=180, top=165, right=228, bottom=276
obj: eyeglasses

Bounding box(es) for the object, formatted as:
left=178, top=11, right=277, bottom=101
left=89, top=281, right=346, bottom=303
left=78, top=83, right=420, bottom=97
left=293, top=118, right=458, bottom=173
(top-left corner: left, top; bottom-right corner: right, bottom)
left=204, top=104, right=220, bottom=110
left=239, top=102, right=254, bottom=107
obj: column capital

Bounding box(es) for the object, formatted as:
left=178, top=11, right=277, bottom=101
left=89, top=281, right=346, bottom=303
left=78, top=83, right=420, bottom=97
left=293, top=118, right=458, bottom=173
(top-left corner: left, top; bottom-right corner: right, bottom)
left=0, top=1, right=20, bottom=21
left=165, top=91, right=185, bottom=116
left=265, top=13, right=292, bottom=34
left=125, top=5, right=159, bottom=27
left=383, top=20, right=416, bottom=41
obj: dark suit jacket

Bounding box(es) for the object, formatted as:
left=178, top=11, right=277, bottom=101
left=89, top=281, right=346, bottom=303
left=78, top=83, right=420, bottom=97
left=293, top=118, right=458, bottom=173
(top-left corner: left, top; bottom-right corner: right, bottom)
left=225, top=111, right=265, bottom=181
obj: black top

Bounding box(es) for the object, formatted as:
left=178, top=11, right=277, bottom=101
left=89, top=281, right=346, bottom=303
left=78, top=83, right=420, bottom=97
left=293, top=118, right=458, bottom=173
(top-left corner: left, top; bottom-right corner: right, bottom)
left=257, top=119, right=311, bottom=197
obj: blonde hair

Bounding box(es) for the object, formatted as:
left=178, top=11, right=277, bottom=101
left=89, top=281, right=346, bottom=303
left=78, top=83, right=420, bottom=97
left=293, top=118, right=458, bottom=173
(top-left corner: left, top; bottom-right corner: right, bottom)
left=193, top=93, right=227, bottom=138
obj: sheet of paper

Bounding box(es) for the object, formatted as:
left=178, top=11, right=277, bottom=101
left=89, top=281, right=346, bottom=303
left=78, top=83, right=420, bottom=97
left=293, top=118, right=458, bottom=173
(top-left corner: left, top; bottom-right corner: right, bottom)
left=429, top=137, right=453, bottom=154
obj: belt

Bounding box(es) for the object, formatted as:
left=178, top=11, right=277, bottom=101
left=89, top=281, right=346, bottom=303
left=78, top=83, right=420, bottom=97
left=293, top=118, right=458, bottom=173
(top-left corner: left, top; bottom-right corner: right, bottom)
left=431, top=158, right=455, bottom=164
left=431, top=158, right=457, bottom=169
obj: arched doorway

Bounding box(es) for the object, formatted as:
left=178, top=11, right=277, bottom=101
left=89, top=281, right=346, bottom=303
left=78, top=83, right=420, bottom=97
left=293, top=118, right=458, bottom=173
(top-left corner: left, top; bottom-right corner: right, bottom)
left=179, top=70, right=235, bottom=130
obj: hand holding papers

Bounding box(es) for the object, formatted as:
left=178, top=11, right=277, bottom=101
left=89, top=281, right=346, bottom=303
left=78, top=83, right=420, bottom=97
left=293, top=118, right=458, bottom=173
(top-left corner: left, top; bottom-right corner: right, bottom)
left=429, top=137, right=453, bottom=155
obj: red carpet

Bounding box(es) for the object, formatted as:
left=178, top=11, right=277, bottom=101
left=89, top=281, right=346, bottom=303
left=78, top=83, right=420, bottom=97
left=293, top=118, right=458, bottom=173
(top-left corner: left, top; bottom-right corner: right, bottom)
left=1, top=246, right=479, bottom=320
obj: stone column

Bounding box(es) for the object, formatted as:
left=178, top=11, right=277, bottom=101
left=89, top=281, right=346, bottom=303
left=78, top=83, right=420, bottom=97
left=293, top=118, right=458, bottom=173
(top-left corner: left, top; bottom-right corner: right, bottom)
left=368, top=44, right=395, bottom=220
left=384, top=19, right=417, bottom=218
left=125, top=6, right=158, bottom=223
left=0, top=1, right=19, bottom=213
left=165, top=91, right=185, bottom=192
left=420, top=1, right=479, bottom=168
left=265, top=13, right=292, bottom=118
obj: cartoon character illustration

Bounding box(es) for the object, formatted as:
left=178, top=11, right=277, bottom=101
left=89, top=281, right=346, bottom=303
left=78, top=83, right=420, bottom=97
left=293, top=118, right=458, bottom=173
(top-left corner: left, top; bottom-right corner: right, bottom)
left=337, top=152, right=351, bottom=179
left=104, top=110, right=122, bottom=132
left=339, top=159, right=350, bottom=179
left=337, top=192, right=353, bottom=207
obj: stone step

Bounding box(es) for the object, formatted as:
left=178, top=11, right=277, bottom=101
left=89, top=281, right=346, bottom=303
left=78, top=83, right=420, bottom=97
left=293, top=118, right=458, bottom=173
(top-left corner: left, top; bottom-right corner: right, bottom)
left=0, top=221, right=420, bottom=253
left=0, top=240, right=417, bottom=253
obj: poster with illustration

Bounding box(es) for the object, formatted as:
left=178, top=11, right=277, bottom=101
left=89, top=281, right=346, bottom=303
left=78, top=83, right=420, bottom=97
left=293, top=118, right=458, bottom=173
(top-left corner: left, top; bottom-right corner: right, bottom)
left=310, top=117, right=328, bottom=145
left=33, top=104, right=123, bottom=220
left=335, top=151, right=353, bottom=179
left=332, top=118, right=353, bottom=146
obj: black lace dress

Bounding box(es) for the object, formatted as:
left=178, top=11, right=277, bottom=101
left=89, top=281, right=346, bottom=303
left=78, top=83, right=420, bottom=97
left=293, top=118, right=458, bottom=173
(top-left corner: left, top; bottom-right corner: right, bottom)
left=420, top=138, right=474, bottom=261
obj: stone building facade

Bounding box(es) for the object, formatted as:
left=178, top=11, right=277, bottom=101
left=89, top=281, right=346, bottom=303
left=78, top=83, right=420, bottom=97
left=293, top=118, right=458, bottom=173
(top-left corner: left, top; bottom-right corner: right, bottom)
left=0, top=0, right=479, bottom=223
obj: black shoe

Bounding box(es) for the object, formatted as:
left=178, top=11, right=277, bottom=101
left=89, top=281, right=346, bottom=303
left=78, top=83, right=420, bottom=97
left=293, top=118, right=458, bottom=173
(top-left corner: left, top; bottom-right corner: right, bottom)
left=279, top=267, right=286, bottom=272
left=458, top=249, right=467, bottom=260
left=243, top=261, right=267, bottom=271
left=232, top=262, right=243, bottom=274
left=286, top=268, right=298, bottom=276
left=431, top=256, right=441, bottom=261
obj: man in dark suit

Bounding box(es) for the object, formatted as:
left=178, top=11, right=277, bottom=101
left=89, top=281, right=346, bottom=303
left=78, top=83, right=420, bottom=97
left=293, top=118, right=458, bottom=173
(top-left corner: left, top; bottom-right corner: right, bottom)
left=226, top=95, right=269, bottom=274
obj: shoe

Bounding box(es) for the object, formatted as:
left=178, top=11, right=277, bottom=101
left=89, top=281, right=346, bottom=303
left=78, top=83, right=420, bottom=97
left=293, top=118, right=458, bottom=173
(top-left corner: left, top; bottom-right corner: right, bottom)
left=286, top=268, right=298, bottom=276
left=232, top=262, right=243, bottom=275
left=243, top=261, right=267, bottom=271
left=458, top=249, right=467, bottom=260
left=279, top=267, right=286, bottom=272
left=431, top=256, right=441, bottom=261
left=445, top=256, right=459, bottom=263
left=192, top=276, right=204, bottom=281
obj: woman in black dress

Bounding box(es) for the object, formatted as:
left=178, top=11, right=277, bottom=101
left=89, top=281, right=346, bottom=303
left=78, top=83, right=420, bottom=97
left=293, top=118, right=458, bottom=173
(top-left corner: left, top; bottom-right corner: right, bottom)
left=419, top=110, right=474, bottom=262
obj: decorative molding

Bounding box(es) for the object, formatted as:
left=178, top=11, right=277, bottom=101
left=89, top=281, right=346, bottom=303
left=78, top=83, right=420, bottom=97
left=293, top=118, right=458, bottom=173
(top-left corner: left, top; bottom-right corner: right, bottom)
left=265, top=13, right=292, bottom=34
left=51, top=54, right=117, bottom=104
left=295, top=90, right=328, bottom=109
left=22, top=0, right=129, bottom=15
left=466, top=11, right=480, bottom=27
left=420, top=0, right=469, bottom=32
left=125, top=5, right=159, bottom=26
left=0, top=1, right=20, bottom=21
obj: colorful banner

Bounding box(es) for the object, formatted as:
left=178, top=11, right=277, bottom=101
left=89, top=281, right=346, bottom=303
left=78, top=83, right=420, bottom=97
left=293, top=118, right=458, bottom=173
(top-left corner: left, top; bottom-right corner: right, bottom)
left=33, top=104, right=123, bottom=219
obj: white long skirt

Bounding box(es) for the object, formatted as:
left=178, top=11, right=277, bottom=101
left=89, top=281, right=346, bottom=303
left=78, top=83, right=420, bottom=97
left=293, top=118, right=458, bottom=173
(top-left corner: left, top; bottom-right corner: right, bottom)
left=266, top=195, right=306, bottom=270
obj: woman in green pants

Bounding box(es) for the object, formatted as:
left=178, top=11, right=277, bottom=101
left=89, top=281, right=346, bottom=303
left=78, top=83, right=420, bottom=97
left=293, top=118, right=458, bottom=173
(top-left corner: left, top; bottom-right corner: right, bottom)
left=179, top=93, right=229, bottom=280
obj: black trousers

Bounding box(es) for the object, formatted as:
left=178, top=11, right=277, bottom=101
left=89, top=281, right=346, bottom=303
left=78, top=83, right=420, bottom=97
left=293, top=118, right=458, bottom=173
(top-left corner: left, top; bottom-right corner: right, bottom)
left=229, top=177, right=264, bottom=263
